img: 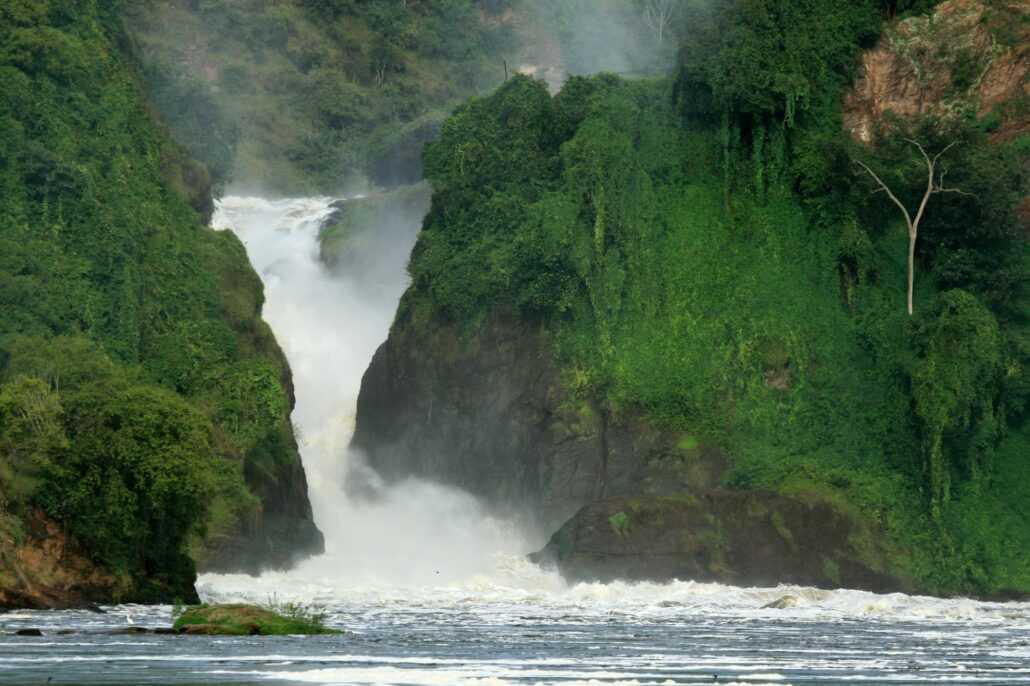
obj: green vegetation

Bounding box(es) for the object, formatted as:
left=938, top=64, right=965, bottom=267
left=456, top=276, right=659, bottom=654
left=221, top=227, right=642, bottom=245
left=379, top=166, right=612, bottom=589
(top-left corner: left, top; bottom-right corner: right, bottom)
left=609, top=511, right=631, bottom=536
left=172, top=601, right=341, bottom=635
left=2, top=0, right=1024, bottom=600
left=0, top=0, right=308, bottom=600
left=400, top=0, right=1029, bottom=595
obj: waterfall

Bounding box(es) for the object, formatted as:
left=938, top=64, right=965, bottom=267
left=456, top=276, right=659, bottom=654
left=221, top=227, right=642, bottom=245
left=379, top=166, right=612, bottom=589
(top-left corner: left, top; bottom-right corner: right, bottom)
left=208, top=196, right=529, bottom=587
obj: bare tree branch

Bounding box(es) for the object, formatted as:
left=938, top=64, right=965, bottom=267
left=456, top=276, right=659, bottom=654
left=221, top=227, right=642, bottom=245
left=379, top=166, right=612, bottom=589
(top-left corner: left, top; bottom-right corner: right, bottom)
left=642, top=0, right=679, bottom=44
left=933, top=167, right=977, bottom=198
left=931, top=141, right=959, bottom=165
left=854, top=138, right=970, bottom=315
left=854, top=158, right=913, bottom=232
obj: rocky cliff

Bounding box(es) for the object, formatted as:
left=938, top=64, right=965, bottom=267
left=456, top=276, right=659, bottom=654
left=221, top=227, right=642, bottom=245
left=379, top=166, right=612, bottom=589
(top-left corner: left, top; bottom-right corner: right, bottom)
left=843, top=0, right=1029, bottom=144
left=354, top=311, right=913, bottom=591
left=0, top=511, right=191, bottom=611
left=0, top=2, right=322, bottom=608
left=354, top=309, right=735, bottom=539
left=353, top=313, right=595, bottom=535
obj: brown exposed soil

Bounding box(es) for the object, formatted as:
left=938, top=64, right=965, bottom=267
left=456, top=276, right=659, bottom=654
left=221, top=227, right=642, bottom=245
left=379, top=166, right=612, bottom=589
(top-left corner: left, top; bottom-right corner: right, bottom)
left=0, top=511, right=176, bottom=611
left=843, top=0, right=1030, bottom=142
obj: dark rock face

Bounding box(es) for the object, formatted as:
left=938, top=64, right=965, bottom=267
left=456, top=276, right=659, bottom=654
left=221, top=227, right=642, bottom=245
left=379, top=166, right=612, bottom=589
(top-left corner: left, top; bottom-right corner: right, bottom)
left=531, top=491, right=911, bottom=593
left=353, top=314, right=597, bottom=534
left=200, top=438, right=324, bottom=575
left=352, top=312, right=910, bottom=592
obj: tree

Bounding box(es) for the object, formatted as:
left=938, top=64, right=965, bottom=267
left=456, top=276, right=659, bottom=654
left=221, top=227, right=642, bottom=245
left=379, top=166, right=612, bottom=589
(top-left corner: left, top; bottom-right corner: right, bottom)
left=854, top=139, right=973, bottom=315
left=642, top=0, right=679, bottom=44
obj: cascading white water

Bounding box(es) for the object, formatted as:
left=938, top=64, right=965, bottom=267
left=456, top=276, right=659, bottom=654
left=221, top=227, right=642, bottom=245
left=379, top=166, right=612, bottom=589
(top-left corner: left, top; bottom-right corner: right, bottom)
left=207, top=196, right=531, bottom=587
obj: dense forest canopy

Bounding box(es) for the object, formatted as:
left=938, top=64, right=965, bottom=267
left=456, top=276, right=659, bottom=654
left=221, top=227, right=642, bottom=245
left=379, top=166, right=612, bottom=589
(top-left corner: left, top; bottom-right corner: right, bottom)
left=125, top=0, right=680, bottom=194
left=1, top=0, right=1027, bottom=602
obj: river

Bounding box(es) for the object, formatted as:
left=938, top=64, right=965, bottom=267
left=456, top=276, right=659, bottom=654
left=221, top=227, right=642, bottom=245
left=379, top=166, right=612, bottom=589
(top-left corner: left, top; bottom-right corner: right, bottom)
left=2, top=197, right=1028, bottom=686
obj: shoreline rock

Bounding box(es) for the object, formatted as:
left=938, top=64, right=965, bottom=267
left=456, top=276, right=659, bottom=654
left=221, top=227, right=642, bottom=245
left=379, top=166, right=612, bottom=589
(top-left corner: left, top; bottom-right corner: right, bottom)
left=530, top=491, right=912, bottom=594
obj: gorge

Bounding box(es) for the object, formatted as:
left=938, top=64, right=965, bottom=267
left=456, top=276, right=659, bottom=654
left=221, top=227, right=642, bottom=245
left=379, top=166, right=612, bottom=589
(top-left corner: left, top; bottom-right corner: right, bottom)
left=2, top=0, right=1030, bottom=683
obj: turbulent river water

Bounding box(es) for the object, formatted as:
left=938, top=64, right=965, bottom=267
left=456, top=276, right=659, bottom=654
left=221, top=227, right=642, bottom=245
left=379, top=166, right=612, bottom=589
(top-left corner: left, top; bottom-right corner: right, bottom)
left=2, top=197, right=1029, bottom=686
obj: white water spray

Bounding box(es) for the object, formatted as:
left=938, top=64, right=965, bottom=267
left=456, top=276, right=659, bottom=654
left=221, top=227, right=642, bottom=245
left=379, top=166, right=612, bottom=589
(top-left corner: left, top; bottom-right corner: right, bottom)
left=209, top=196, right=530, bottom=588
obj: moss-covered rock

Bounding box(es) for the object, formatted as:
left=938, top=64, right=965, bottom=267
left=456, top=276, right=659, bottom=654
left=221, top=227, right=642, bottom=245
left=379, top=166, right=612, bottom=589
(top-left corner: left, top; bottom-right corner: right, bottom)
left=172, top=604, right=342, bottom=636
left=531, top=490, right=914, bottom=593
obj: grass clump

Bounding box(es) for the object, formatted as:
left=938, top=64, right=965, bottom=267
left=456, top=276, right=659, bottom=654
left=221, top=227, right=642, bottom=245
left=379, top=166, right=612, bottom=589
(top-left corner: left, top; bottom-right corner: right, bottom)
left=172, top=601, right=341, bottom=636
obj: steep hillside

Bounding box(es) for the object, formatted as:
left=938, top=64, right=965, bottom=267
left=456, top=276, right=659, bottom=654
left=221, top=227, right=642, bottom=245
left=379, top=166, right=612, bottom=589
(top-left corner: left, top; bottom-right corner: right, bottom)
left=354, top=0, right=1030, bottom=597
left=0, top=0, right=321, bottom=608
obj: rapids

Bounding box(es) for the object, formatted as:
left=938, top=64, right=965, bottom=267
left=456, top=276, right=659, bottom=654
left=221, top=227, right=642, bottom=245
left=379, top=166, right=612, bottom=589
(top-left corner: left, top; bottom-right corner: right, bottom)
left=2, top=196, right=1028, bottom=686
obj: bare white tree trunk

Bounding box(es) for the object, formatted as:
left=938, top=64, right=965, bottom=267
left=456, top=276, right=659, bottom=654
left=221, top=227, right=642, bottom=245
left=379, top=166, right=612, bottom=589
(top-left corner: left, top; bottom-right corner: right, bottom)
left=642, top=0, right=678, bottom=44
left=855, top=139, right=971, bottom=315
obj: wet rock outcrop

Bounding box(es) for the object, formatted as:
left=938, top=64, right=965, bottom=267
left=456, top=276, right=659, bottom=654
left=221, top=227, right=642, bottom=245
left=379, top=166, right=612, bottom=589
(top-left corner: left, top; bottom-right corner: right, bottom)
left=354, top=312, right=732, bottom=537
left=352, top=313, right=600, bottom=534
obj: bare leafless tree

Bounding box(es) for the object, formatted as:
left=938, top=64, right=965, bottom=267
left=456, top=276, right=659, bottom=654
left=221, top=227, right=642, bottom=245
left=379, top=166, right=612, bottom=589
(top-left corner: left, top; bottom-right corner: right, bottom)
left=855, top=139, right=973, bottom=315
left=642, top=0, right=679, bottom=44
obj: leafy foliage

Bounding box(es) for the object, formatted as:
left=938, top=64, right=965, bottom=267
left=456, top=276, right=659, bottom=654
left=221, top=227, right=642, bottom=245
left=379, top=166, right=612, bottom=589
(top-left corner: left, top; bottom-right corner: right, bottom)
left=909, top=290, right=1004, bottom=514
left=141, top=60, right=239, bottom=196
left=0, top=0, right=301, bottom=600
left=675, top=0, right=880, bottom=127
left=125, top=0, right=523, bottom=193
left=404, top=17, right=1028, bottom=594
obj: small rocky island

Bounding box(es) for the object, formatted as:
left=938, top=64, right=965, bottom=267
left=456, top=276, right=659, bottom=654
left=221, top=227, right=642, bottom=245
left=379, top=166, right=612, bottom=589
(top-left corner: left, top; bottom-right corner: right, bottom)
left=171, top=604, right=342, bottom=636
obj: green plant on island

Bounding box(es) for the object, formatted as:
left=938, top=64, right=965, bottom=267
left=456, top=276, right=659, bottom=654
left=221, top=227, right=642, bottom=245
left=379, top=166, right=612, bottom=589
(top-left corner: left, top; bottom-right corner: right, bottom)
left=172, top=599, right=341, bottom=636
